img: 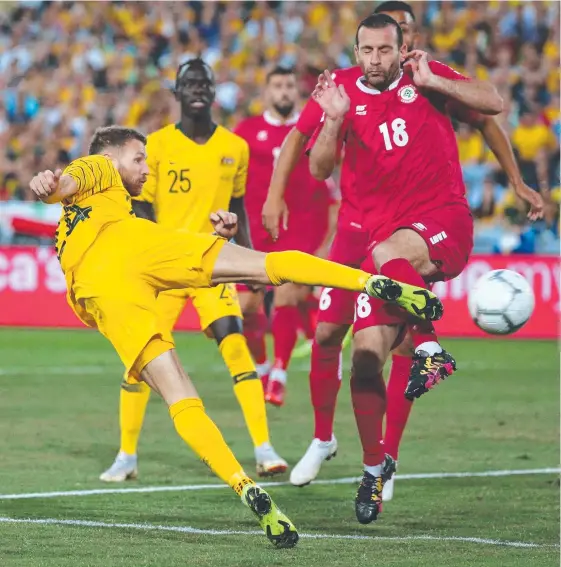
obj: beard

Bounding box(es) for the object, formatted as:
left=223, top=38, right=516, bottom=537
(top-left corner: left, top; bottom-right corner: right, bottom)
left=363, top=60, right=401, bottom=90
left=120, top=171, right=145, bottom=197
left=273, top=101, right=295, bottom=118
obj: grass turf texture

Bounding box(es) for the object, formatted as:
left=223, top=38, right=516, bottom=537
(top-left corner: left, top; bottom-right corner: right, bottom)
left=0, top=329, right=558, bottom=566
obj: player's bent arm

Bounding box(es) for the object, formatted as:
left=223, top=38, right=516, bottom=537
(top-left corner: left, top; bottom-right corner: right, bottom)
left=229, top=196, right=253, bottom=249
left=132, top=200, right=156, bottom=221
left=309, top=118, right=343, bottom=180
left=42, top=175, right=78, bottom=204
left=266, top=128, right=309, bottom=202
left=430, top=75, right=503, bottom=115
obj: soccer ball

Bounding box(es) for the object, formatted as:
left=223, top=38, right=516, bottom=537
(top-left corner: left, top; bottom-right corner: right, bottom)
left=468, top=269, right=535, bottom=335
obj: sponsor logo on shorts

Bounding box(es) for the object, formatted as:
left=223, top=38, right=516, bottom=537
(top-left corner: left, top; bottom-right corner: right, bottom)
left=430, top=231, right=448, bottom=245
left=412, top=222, right=427, bottom=231
left=355, top=104, right=367, bottom=115
left=398, top=85, right=418, bottom=103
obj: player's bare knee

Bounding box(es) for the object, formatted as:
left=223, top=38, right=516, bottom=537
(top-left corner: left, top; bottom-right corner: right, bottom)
left=315, top=322, right=348, bottom=347
left=352, top=349, right=385, bottom=392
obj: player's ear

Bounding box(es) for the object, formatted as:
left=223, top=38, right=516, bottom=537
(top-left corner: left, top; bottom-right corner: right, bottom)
left=353, top=44, right=360, bottom=65
left=399, top=43, right=408, bottom=63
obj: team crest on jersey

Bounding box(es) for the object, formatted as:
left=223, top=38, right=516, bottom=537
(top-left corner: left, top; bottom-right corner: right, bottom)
left=221, top=156, right=235, bottom=166
left=398, top=85, right=418, bottom=103
left=257, top=130, right=268, bottom=141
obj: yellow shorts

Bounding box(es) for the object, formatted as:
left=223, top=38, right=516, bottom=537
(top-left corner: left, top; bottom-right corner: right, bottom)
left=157, top=284, right=242, bottom=333
left=67, top=218, right=227, bottom=377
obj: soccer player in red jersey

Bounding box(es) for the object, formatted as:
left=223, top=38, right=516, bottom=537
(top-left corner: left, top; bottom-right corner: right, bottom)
left=235, top=67, right=339, bottom=407
left=263, top=0, right=544, bottom=495
left=309, top=13, right=542, bottom=524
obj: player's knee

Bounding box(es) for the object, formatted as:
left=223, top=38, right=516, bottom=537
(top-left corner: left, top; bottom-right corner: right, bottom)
left=352, top=348, right=384, bottom=383
left=210, top=316, right=244, bottom=345
left=315, top=322, right=348, bottom=347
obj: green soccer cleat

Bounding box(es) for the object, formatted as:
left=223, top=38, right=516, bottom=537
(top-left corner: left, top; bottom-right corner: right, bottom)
left=364, top=275, right=443, bottom=321
left=241, top=484, right=299, bottom=548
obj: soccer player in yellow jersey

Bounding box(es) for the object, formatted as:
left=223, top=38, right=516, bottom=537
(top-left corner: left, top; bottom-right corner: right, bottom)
left=100, top=58, right=287, bottom=483
left=30, top=126, right=440, bottom=547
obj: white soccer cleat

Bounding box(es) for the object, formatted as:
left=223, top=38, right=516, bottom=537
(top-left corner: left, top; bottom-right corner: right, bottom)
left=255, top=443, right=288, bottom=477
left=290, top=436, right=338, bottom=487
left=382, top=474, right=395, bottom=501
left=99, top=451, right=138, bottom=482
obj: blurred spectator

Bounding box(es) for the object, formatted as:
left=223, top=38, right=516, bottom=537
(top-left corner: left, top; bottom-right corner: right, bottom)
left=0, top=0, right=558, bottom=254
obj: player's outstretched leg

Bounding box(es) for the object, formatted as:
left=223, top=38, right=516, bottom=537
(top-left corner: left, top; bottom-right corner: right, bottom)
left=100, top=380, right=150, bottom=482
left=373, top=229, right=458, bottom=398
left=211, top=245, right=438, bottom=314
left=140, top=347, right=298, bottom=548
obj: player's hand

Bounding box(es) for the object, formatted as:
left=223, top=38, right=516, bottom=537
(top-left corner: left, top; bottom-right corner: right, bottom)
left=404, top=50, right=436, bottom=89
left=262, top=195, right=289, bottom=241
left=29, top=169, right=62, bottom=199
left=513, top=182, right=545, bottom=221
left=210, top=210, right=238, bottom=239
left=312, top=70, right=350, bottom=121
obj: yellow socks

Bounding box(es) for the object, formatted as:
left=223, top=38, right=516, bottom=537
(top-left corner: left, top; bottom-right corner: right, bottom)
left=119, top=380, right=151, bottom=455
left=265, top=251, right=370, bottom=291
left=169, top=397, right=252, bottom=493
left=219, top=333, right=270, bottom=448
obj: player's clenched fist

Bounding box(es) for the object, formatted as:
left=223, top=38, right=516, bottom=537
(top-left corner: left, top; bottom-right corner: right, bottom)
left=210, top=210, right=238, bottom=240
left=29, top=169, right=62, bottom=199
left=312, top=70, right=350, bottom=121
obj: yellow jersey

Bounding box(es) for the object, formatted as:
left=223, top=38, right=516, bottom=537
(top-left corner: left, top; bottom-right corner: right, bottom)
left=137, top=123, right=249, bottom=233
left=54, top=155, right=133, bottom=274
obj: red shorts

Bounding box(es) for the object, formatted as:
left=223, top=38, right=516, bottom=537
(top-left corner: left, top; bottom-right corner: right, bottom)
left=317, top=228, right=369, bottom=326
left=368, top=208, right=474, bottom=282
left=354, top=209, right=472, bottom=334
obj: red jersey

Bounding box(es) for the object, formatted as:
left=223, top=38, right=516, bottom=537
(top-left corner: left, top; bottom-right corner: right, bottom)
left=311, top=61, right=476, bottom=239
left=297, top=66, right=364, bottom=231
left=235, top=112, right=336, bottom=252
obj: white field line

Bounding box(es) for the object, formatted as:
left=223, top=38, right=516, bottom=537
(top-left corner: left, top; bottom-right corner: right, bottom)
left=0, top=517, right=557, bottom=549
left=0, top=467, right=558, bottom=501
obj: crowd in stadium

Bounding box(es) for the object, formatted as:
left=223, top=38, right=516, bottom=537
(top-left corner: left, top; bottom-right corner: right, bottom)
left=0, top=0, right=559, bottom=253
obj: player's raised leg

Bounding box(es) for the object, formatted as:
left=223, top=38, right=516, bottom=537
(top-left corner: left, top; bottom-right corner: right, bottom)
left=139, top=346, right=298, bottom=548
left=210, top=242, right=433, bottom=307
left=372, top=228, right=458, bottom=399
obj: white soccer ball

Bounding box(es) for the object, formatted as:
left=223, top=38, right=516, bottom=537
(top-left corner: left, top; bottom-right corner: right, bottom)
left=468, top=269, right=535, bottom=335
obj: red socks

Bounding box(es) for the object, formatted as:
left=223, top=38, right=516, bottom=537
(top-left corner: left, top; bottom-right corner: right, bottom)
left=272, top=305, right=300, bottom=370
left=350, top=371, right=386, bottom=466
left=298, top=295, right=318, bottom=341
left=243, top=309, right=268, bottom=365
left=384, top=354, right=413, bottom=460
left=310, top=342, right=342, bottom=441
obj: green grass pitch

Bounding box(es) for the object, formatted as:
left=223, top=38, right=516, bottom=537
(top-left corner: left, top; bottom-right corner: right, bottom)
left=0, top=329, right=558, bottom=566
